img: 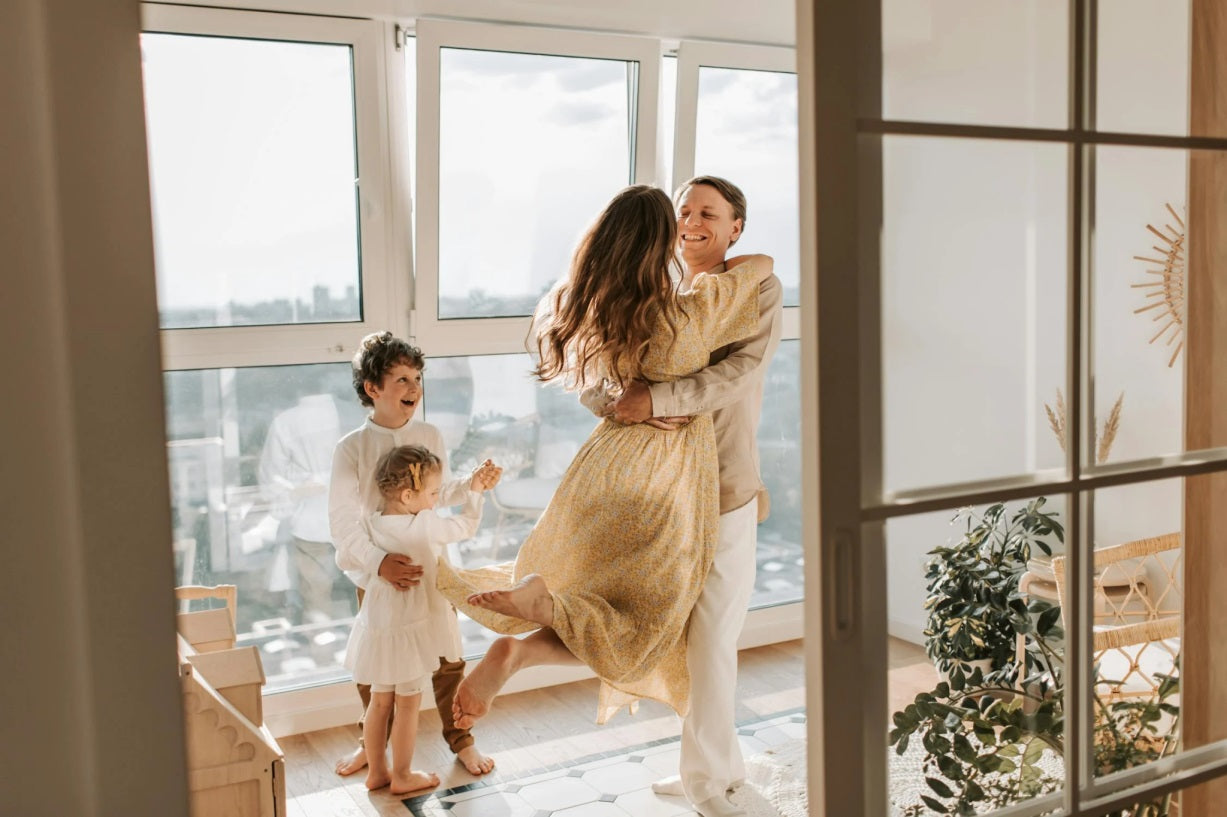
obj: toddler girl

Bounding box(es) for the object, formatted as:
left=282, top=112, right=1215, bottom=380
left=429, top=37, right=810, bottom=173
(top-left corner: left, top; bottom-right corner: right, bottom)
left=344, top=444, right=497, bottom=793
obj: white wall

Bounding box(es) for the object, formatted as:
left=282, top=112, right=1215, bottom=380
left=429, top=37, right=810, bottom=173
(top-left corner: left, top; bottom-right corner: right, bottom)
left=881, top=0, right=1191, bottom=643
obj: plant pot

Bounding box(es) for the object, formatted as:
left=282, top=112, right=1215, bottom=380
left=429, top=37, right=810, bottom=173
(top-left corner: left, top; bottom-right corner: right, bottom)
left=935, top=657, right=995, bottom=687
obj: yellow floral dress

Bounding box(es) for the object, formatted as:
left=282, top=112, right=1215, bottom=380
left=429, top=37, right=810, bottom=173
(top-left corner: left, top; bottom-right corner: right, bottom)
left=438, top=261, right=761, bottom=723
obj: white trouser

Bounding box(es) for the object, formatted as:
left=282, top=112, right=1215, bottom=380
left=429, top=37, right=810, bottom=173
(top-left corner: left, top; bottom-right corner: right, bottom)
left=681, top=498, right=758, bottom=805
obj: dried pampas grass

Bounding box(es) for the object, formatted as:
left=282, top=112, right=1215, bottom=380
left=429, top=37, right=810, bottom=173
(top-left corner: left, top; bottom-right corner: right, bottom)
left=1044, top=389, right=1124, bottom=465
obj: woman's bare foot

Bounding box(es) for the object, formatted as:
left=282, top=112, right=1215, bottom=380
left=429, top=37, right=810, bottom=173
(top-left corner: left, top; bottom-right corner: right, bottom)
left=468, top=574, right=554, bottom=626
left=456, top=744, right=495, bottom=775
left=389, top=770, right=440, bottom=796
left=453, top=636, right=521, bottom=729
left=364, top=767, right=391, bottom=791
left=336, top=744, right=368, bottom=776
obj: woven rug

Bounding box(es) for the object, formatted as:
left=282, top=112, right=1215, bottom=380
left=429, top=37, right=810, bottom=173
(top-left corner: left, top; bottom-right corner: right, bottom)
left=738, top=738, right=808, bottom=817
left=736, top=737, right=1064, bottom=816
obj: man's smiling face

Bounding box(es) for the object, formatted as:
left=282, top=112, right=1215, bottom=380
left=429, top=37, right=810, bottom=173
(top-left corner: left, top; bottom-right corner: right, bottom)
left=676, top=183, right=743, bottom=273
left=365, top=363, right=423, bottom=428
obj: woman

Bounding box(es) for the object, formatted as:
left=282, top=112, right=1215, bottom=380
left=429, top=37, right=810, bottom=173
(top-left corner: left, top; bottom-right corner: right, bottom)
left=439, top=184, right=772, bottom=727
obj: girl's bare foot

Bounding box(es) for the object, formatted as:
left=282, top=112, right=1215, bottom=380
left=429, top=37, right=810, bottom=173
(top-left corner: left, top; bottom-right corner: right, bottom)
left=467, top=574, right=554, bottom=626
left=389, top=770, right=440, bottom=795
left=453, top=636, right=520, bottom=729
left=456, top=744, right=495, bottom=775
left=336, top=744, right=367, bottom=776
left=364, top=767, right=391, bottom=791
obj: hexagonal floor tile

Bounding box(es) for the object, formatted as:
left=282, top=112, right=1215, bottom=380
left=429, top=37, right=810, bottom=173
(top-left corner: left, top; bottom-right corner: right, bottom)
left=518, top=775, right=602, bottom=811
left=579, top=760, right=660, bottom=796
left=614, top=787, right=699, bottom=817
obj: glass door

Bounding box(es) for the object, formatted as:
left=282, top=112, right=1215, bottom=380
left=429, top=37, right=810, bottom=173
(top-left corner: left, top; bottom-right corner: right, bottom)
left=802, top=0, right=1227, bottom=813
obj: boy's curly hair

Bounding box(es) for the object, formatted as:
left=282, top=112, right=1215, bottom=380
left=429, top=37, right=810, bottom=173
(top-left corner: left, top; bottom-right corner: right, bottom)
left=375, top=445, right=442, bottom=500
left=352, top=331, right=426, bottom=407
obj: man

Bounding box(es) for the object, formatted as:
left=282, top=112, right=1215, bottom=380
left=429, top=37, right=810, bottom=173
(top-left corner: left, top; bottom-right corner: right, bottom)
left=608, top=176, right=783, bottom=817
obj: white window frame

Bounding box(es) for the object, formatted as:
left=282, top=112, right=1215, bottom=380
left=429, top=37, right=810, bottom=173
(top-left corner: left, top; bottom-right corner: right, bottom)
left=411, top=18, right=663, bottom=356
left=142, top=4, right=400, bottom=371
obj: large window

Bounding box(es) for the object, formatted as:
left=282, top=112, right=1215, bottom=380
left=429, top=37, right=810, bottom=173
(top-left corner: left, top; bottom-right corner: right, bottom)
left=143, top=7, right=803, bottom=706
left=142, top=5, right=396, bottom=695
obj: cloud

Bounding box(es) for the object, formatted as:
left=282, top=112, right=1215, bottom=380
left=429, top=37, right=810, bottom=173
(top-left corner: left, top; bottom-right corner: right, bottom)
left=555, top=61, right=624, bottom=92
left=544, top=99, right=619, bottom=126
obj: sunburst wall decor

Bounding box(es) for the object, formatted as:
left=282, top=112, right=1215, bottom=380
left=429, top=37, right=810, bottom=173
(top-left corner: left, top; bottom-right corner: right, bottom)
left=1131, top=203, right=1186, bottom=368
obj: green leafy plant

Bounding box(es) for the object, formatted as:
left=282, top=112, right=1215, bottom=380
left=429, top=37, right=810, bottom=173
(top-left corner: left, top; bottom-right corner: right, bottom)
left=891, top=660, right=1180, bottom=815
left=922, top=499, right=1062, bottom=685
left=893, top=500, right=1181, bottom=816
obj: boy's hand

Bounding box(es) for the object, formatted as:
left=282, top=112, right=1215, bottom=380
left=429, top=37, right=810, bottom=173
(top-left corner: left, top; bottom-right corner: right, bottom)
left=378, top=553, right=423, bottom=591
left=469, top=459, right=503, bottom=492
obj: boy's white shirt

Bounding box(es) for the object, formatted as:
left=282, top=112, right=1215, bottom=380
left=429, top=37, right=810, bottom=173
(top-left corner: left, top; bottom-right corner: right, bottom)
left=330, top=417, right=472, bottom=587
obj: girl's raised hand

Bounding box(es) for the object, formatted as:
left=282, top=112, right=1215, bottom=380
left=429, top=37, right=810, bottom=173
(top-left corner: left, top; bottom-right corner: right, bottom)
left=469, top=459, right=503, bottom=492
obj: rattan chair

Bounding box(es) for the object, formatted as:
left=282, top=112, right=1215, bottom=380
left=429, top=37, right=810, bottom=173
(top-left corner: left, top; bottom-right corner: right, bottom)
left=1050, top=533, right=1182, bottom=700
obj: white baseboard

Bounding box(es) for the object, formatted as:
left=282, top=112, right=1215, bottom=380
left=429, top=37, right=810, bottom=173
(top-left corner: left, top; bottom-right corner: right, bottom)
left=888, top=616, right=925, bottom=646
left=263, top=662, right=602, bottom=739
left=264, top=602, right=804, bottom=739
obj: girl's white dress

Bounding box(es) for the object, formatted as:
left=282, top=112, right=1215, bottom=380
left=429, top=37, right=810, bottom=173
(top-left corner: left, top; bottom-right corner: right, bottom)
left=344, top=491, right=483, bottom=686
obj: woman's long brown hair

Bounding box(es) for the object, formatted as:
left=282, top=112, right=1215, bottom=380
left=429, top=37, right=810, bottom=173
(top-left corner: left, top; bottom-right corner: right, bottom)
left=534, top=185, right=680, bottom=389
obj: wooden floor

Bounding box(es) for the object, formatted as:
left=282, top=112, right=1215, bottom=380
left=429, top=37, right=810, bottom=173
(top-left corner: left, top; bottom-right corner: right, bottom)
left=280, top=638, right=933, bottom=817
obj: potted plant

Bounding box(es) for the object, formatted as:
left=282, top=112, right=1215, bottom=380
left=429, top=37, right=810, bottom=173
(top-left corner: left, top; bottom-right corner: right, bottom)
left=891, top=625, right=1180, bottom=815
left=922, top=499, right=1062, bottom=687
left=893, top=499, right=1181, bottom=816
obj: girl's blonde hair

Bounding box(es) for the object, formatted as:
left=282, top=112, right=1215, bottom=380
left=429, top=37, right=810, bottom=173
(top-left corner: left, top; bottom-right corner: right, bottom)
left=375, top=445, right=442, bottom=500
left=533, top=184, right=682, bottom=390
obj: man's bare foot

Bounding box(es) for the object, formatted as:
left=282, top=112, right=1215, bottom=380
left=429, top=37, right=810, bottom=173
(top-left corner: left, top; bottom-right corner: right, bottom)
left=456, top=744, right=495, bottom=775
left=467, top=574, right=554, bottom=626
left=336, top=744, right=368, bottom=776
left=389, top=770, right=440, bottom=795
left=453, top=636, right=520, bottom=729
left=364, top=767, right=391, bottom=791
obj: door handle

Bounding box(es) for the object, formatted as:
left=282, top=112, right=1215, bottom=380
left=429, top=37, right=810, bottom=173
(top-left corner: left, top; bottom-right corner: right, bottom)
left=828, top=527, right=857, bottom=640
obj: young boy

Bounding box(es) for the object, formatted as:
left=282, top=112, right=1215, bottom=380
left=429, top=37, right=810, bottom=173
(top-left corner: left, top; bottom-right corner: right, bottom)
left=330, top=331, right=500, bottom=777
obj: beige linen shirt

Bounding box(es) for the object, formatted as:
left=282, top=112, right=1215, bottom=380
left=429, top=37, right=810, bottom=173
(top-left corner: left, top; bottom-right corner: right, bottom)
left=647, top=263, right=784, bottom=514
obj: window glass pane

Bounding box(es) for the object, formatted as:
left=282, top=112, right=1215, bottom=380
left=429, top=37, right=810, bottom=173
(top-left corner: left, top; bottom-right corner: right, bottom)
left=166, top=363, right=367, bottom=693
left=755, top=339, right=803, bottom=607
left=1097, top=0, right=1192, bottom=137
left=1081, top=481, right=1184, bottom=786
left=885, top=498, right=1068, bottom=814
left=880, top=136, right=1067, bottom=494
left=661, top=54, right=677, bottom=193
left=436, top=49, right=633, bottom=319
left=1090, top=143, right=1227, bottom=469
left=141, top=33, right=361, bottom=329
left=693, top=66, right=800, bottom=306
left=882, top=0, right=1068, bottom=129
